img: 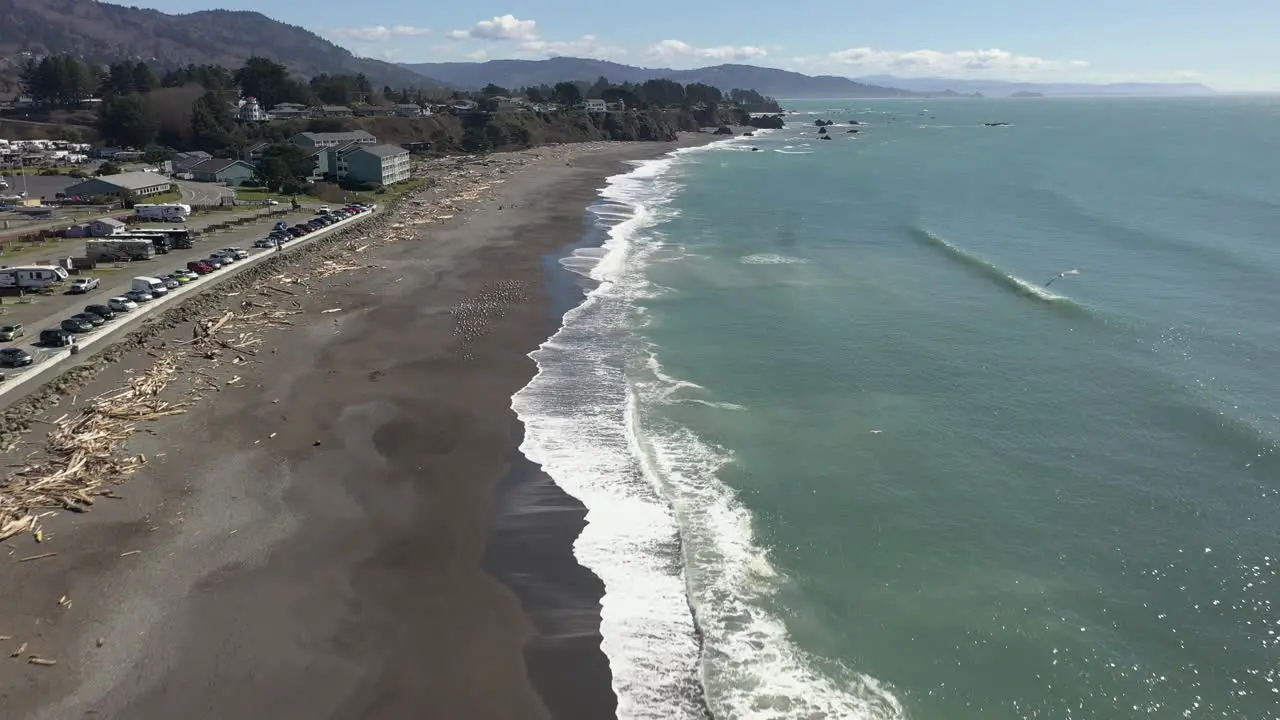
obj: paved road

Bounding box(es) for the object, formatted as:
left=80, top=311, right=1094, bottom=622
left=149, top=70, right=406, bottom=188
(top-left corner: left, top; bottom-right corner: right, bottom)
left=174, top=179, right=234, bottom=207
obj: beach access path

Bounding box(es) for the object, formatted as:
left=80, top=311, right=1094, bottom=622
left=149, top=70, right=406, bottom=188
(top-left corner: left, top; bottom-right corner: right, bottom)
left=0, top=137, right=718, bottom=720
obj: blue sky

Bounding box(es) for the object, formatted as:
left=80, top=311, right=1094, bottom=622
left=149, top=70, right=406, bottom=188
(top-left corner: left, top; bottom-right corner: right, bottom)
left=130, top=1, right=1277, bottom=90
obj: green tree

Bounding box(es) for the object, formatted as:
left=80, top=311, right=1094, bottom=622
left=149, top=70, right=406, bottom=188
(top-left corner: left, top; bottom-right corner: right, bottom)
left=234, top=57, right=310, bottom=108
left=131, top=62, right=159, bottom=93
left=553, top=82, right=582, bottom=107
left=586, top=76, right=610, bottom=99
left=524, top=86, right=545, bottom=103
left=683, top=82, right=723, bottom=107
left=189, top=90, right=237, bottom=152
left=482, top=83, right=510, bottom=97
left=639, top=78, right=685, bottom=108
left=96, top=161, right=122, bottom=176
left=460, top=125, right=491, bottom=153
left=21, top=55, right=97, bottom=106
left=104, top=62, right=135, bottom=96
left=98, top=95, right=158, bottom=147
left=256, top=143, right=315, bottom=190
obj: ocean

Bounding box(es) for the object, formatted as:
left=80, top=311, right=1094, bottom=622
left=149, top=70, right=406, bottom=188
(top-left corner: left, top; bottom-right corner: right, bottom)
left=512, top=96, right=1280, bottom=720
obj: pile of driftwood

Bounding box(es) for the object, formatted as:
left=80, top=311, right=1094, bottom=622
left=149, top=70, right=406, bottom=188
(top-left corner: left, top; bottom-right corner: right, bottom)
left=0, top=355, right=182, bottom=542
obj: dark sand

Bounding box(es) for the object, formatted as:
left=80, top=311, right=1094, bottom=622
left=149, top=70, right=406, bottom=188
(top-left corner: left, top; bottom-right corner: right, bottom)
left=0, top=137, right=715, bottom=719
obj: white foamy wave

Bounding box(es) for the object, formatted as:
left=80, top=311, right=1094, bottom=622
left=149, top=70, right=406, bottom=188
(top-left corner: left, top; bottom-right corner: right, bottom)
left=740, top=253, right=809, bottom=265
left=775, top=149, right=814, bottom=155
left=1009, top=274, right=1069, bottom=301
left=514, top=145, right=904, bottom=720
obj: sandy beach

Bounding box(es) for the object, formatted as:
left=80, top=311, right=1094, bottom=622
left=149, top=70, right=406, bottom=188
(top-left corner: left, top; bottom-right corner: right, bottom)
left=0, top=135, right=715, bottom=719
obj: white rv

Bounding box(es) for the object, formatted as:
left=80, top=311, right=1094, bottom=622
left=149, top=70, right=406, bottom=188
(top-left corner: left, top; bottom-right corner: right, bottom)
left=0, top=265, right=70, bottom=290
left=134, top=203, right=191, bottom=222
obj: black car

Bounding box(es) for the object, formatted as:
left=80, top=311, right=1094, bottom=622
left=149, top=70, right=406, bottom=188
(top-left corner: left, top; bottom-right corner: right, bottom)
left=40, top=328, right=74, bottom=347
left=61, top=316, right=94, bottom=333
left=84, top=304, right=116, bottom=321
left=72, top=312, right=106, bottom=327
left=0, top=347, right=33, bottom=367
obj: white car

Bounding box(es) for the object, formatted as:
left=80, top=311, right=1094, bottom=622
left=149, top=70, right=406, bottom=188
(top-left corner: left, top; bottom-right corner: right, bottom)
left=254, top=238, right=279, bottom=249
left=317, top=205, right=331, bottom=214
left=266, top=199, right=280, bottom=205
left=220, top=247, right=249, bottom=260
left=107, top=297, right=138, bottom=312
left=68, top=277, right=100, bottom=294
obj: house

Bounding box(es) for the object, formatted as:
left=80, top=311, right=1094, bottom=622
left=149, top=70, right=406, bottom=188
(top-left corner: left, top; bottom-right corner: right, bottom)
left=341, top=144, right=411, bottom=186
left=64, top=172, right=173, bottom=199
left=313, top=105, right=354, bottom=118
left=450, top=100, right=478, bottom=113
left=290, top=130, right=377, bottom=150
left=583, top=99, right=608, bottom=113
left=269, top=102, right=312, bottom=119
left=356, top=105, right=395, bottom=117
left=236, top=96, right=271, bottom=122
left=171, top=150, right=212, bottom=173
left=242, top=142, right=271, bottom=166
left=87, top=218, right=127, bottom=236
left=188, top=158, right=258, bottom=185
left=393, top=103, right=426, bottom=117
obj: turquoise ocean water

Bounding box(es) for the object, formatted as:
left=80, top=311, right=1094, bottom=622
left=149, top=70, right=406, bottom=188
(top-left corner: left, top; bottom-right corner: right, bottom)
left=513, top=97, right=1280, bottom=719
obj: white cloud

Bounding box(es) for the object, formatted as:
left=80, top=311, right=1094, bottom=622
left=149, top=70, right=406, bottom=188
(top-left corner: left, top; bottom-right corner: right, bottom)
left=648, top=39, right=770, bottom=63
left=465, top=49, right=489, bottom=61
left=519, top=35, right=626, bottom=60
left=331, top=25, right=430, bottom=43
left=448, top=14, right=538, bottom=41
left=824, top=47, right=1086, bottom=75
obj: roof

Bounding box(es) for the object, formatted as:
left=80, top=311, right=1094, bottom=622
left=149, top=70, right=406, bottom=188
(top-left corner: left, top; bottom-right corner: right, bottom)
left=174, top=150, right=211, bottom=160
left=349, top=144, right=409, bottom=158
left=245, top=142, right=270, bottom=152
left=189, top=158, right=253, bottom=175
left=393, top=104, right=422, bottom=109
left=92, top=218, right=125, bottom=228
left=319, top=105, right=352, bottom=112
left=71, top=171, right=171, bottom=191
left=296, top=130, right=376, bottom=143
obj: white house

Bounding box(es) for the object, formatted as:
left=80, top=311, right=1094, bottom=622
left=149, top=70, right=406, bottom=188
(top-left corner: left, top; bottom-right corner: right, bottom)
left=583, top=99, right=608, bottom=113
left=236, top=97, right=271, bottom=122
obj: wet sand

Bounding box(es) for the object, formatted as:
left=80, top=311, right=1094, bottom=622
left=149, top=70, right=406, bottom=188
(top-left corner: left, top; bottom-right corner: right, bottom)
left=0, top=137, right=715, bottom=719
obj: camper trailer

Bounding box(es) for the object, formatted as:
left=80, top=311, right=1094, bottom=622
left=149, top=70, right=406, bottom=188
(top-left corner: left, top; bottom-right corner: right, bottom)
left=0, top=265, right=70, bottom=291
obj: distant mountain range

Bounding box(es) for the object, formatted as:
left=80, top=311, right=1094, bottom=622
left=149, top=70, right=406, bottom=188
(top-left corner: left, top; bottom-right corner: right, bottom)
left=398, top=58, right=915, bottom=98
left=854, top=75, right=1217, bottom=97
left=397, top=57, right=1216, bottom=99
left=0, top=0, right=436, bottom=89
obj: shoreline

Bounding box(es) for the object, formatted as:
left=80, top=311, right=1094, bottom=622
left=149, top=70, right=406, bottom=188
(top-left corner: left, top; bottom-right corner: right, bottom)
left=0, top=135, right=722, bottom=719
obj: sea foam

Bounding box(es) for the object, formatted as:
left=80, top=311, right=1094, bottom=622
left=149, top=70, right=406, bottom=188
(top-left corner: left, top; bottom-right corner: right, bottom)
left=513, top=138, right=905, bottom=719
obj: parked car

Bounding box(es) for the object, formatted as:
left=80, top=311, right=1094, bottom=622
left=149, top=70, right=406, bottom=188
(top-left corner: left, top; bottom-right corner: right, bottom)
left=0, top=323, right=23, bottom=341
left=0, top=347, right=33, bottom=367
left=210, top=252, right=235, bottom=265
left=254, top=238, right=279, bottom=249
left=317, top=206, right=331, bottom=214
left=187, top=261, right=213, bottom=274
left=165, top=273, right=191, bottom=285
left=123, top=290, right=153, bottom=303
left=107, top=297, right=138, bottom=312
left=221, top=247, right=249, bottom=260
left=72, top=312, right=106, bottom=328
left=68, top=277, right=100, bottom=294
left=174, top=269, right=199, bottom=281
left=202, top=257, right=223, bottom=269
left=39, top=328, right=74, bottom=347
left=159, top=276, right=181, bottom=289
left=61, top=316, right=94, bottom=333
left=84, top=304, right=116, bottom=320
left=274, top=221, right=290, bottom=231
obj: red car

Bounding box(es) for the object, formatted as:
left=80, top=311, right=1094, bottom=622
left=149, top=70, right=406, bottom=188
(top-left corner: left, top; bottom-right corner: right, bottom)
left=187, top=260, right=213, bottom=274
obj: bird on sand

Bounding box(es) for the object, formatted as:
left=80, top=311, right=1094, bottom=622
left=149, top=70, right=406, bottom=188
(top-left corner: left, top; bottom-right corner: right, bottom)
left=1044, top=268, right=1081, bottom=287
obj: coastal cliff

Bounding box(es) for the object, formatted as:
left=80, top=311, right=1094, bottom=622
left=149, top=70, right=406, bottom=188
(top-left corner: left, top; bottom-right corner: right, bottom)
left=358, top=106, right=750, bottom=153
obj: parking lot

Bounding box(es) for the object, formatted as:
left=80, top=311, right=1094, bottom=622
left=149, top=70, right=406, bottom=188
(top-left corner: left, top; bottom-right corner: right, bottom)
left=0, top=205, right=364, bottom=382
left=0, top=173, right=77, bottom=201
